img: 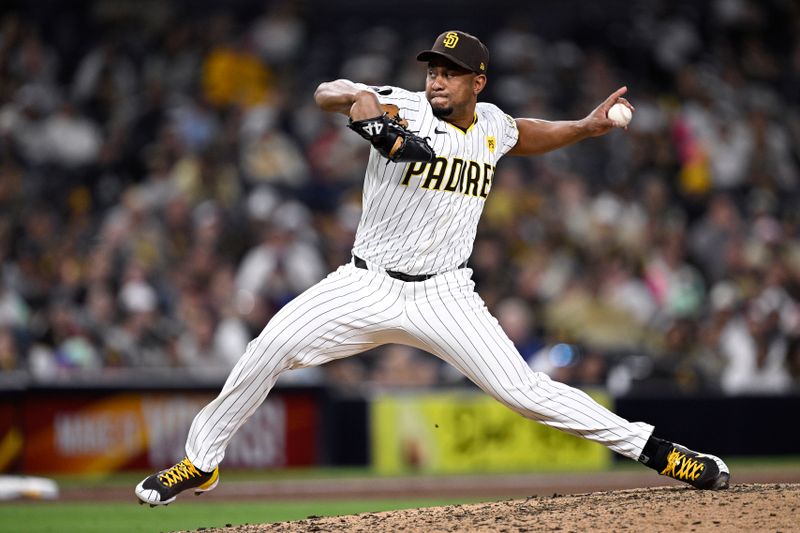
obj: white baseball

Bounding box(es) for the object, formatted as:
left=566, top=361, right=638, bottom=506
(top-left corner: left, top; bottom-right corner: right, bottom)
left=607, top=102, right=632, bottom=127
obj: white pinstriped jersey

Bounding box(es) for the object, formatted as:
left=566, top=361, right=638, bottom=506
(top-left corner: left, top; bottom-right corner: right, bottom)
left=351, top=85, right=519, bottom=275
left=177, top=84, right=657, bottom=482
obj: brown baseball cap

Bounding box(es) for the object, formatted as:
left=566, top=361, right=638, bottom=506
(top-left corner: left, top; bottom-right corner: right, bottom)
left=417, top=30, right=489, bottom=74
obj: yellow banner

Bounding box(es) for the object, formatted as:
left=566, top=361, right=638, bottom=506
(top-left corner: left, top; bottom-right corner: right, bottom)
left=371, top=390, right=611, bottom=474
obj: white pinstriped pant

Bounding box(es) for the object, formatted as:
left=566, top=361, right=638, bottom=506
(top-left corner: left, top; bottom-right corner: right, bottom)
left=185, top=262, right=654, bottom=471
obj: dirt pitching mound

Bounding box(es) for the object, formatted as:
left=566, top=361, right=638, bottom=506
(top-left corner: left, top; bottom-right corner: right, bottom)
left=192, top=483, right=798, bottom=533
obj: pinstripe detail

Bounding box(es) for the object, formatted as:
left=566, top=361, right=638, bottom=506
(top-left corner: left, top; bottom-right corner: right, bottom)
left=406, top=270, right=651, bottom=459
left=353, top=90, right=515, bottom=275
left=188, top=272, right=362, bottom=466
left=187, top=266, right=403, bottom=470
left=456, top=282, right=646, bottom=450
left=219, top=268, right=360, bottom=386
left=182, top=85, right=653, bottom=473
left=187, top=264, right=652, bottom=470
left=443, top=273, right=644, bottom=446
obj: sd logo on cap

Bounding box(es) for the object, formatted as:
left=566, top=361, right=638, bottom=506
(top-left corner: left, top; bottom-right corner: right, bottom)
left=442, top=32, right=459, bottom=48
left=417, top=30, right=489, bottom=73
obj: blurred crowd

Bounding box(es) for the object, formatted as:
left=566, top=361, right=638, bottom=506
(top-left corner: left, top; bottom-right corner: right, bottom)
left=0, top=0, right=799, bottom=395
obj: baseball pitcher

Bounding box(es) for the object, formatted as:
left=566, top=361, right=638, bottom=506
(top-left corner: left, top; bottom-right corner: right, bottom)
left=136, top=30, right=729, bottom=506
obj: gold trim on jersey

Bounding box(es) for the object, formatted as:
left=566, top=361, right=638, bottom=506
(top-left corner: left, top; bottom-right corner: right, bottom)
left=443, top=113, right=478, bottom=135
left=400, top=156, right=496, bottom=199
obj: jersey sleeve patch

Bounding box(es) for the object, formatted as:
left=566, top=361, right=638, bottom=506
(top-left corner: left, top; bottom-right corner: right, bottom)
left=495, top=108, right=519, bottom=157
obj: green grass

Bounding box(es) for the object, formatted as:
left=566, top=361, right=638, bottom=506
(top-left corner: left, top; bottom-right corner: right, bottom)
left=48, top=455, right=800, bottom=488
left=0, top=498, right=483, bottom=533
left=7, top=456, right=800, bottom=533
left=48, top=467, right=377, bottom=489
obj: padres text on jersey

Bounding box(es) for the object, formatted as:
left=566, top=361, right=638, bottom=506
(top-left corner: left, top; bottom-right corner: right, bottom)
left=352, top=85, right=519, bottom=275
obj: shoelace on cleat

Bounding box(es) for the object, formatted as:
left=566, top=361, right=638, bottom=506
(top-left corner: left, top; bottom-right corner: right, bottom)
left=660, top=448, right=705, bottom=482
left=158, top=458, right=203, bottom=488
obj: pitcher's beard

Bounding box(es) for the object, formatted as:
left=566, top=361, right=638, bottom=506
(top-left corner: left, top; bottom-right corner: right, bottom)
left=431, top=105, right=453, bottom=118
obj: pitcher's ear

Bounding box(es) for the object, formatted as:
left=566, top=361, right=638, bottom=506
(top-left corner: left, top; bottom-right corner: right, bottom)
left=474, top=74, right=487, bottom=95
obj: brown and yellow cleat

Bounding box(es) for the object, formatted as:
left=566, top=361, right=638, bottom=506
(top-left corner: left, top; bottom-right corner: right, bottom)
left=135, top=457, right=219, bottom=506
left=659, top=443, right=730, bottom=490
